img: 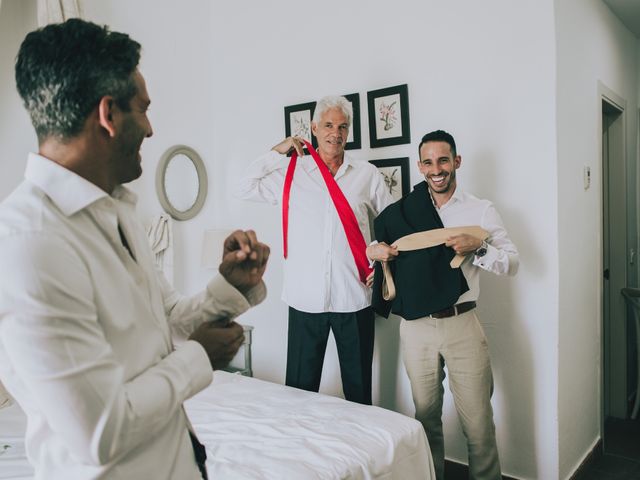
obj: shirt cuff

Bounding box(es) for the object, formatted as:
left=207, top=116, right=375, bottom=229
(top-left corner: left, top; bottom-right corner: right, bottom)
left=204, top=274, right=267, bottom=319
left=473, top=243, right=499, bottom=269
left=366, top=240, right=379, bottom=267
left=175, top=340, right=213, bottom=397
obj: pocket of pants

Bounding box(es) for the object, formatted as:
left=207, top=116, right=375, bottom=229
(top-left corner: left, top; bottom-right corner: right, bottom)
left=470, top=312, right=489, bottom=348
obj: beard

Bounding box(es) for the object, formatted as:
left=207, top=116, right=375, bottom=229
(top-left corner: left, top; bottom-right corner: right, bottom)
left=114, top=116, right=145, bottom=185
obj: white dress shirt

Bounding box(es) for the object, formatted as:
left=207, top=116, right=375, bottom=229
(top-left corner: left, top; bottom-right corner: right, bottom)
left=236, top=150, right=392, bottom=313
left=0, top=153, right=266, bottom=480
left=435, top=186, right=519, bottom=304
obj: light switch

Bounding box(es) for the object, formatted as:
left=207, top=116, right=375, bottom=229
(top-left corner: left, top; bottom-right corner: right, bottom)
left=583, top=165, right=591, bottom=190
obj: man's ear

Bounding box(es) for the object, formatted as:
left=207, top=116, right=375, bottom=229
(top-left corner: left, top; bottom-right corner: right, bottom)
left=97, top=96, right=117, bottom=137
left=311, top=121, right=317, bottom=137
left=454, top=155, right=462, bottom=169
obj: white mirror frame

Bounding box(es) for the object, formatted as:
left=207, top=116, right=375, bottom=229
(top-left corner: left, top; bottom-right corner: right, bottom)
left=155, top=145, right=208, bottom=221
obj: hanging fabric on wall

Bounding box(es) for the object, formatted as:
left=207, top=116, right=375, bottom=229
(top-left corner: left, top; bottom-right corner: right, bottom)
left=147, top=213, right=174, bottom=286
left=0, top=381, right=12, bottom=410
left=37, top=0, right=83, bottom=26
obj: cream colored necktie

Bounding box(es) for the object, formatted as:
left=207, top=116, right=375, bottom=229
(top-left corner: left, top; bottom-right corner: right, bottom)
left=381, top=226, right=489, bottom=301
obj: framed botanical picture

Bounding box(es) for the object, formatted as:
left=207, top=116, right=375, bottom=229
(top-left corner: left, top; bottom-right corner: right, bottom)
left=342, top=93, right=361, bottom=150
left=284, top=101, right=317, bottom=155
left=367, top=84, right=411, bottom=148
left=369, top=157, right=410, bottom=201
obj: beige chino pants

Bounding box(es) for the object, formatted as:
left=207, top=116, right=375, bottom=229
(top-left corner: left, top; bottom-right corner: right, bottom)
left=400, top=310, right=501, bottom=480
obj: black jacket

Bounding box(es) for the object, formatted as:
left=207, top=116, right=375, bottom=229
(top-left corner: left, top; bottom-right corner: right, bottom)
left=371, top=181, right=469, bottom=319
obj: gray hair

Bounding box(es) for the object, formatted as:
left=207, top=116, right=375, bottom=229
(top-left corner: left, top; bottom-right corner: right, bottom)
left=312, top=95, right=352, bottom=127
left=15, top=19, right=141, bottom=142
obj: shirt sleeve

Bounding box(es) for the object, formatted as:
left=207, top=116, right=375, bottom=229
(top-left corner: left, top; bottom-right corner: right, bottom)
left=234, top=150, right=290, bottom=205
left=158, top=271, right=267, bottom=338
left=472, top=203, right=519, bottom=276
left=369, top=166, right=394, bottom=215
left=0, top=233, right=216, bottom=466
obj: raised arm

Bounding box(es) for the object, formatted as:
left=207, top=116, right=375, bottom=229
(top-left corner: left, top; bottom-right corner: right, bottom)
left=162, top=229, right=269, bottom=362
left=234, top=137, right=306, bottom=204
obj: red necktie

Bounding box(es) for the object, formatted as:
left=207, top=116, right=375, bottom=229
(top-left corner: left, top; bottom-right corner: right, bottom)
left=282, top=140, right=372, bottom=283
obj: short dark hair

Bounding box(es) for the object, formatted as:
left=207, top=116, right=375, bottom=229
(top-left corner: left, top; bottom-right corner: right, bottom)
left=15, top=18, right=141, bottom=142
left=418, top=130, right=457, bottom=157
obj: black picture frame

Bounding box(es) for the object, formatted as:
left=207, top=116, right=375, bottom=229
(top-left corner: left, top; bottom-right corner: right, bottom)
left=369, top=157, right=410, bottom=201
left=342, top=93, right=361, bottom=150
left=284, top=101, right=317, bottom=155
left=367, top=84, right=411, bottom=148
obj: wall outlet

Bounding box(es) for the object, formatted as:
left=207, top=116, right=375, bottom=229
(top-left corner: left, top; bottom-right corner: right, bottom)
left=583, top=165, right=591, bottom=190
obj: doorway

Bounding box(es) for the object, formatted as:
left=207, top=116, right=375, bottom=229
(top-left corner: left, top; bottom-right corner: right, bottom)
left=600, top=88, right=640, bottom=463
left=601, top=94, right=627, bottom=423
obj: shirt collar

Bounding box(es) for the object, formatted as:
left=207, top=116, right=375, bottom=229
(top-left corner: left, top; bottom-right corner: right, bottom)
left=24, top=153, right=138, bottom=216
left=111, top=185, right=138, bottom=206
left=430, top=184, right=464, bottom=210
left=449, top=185, right=465, bottom=204
left=340, top=154, right=354, bottom=169
left=305, top=151, right=353, bottom=175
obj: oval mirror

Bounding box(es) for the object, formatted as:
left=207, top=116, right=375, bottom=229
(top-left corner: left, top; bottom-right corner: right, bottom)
left=156, top=145, right=208, bottom=221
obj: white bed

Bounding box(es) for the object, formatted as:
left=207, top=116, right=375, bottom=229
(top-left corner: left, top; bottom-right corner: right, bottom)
left=0, top=371, right=434, bottom=479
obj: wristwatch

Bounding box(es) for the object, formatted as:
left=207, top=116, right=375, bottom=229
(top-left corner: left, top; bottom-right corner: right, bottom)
left=475, top=240, right=488, bottom=258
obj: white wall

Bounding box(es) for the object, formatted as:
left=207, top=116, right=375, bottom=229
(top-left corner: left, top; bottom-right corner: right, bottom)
left=555, top=0, right=639, bottom=478
left=0, top=0, right=37, bottom=201
left=80, top=0, right=218, bottom=292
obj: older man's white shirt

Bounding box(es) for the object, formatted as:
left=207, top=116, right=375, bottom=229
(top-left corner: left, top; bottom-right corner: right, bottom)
left=236, top=150, right=392, bottom=313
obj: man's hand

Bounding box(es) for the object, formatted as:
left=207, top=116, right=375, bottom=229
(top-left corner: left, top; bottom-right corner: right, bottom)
left=365, top=270, right=375, bottom=288
left=271, top=136, right=306, bottom=156
left=366, top=242, right=398, bottom=262
left=189, top=321, right=245, bottom=370
left=219, top=229, right=270, bottom=294
left=444, top=234, right=483, bottom=255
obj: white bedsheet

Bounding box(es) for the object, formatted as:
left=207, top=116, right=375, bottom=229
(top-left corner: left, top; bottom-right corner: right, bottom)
left=0, top=371, right=433, bottom=479
left=188, top=372, right=433, bottom=479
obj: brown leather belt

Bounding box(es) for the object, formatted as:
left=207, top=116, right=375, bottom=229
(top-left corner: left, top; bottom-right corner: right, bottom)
left=430, top=301, right=476, bottom=319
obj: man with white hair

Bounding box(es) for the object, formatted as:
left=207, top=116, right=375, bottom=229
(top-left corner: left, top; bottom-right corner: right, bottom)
left=236, top=96, right=392, bottom=404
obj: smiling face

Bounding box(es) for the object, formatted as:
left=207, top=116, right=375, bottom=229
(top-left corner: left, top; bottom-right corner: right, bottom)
left=311, top=107, right=349, bottom=158
left=112, top=70, right=153, bottom=185
left=418, top=140, right=461, bottom=202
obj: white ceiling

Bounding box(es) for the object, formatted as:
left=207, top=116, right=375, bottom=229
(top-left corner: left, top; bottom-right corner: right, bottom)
left=602, top=0, right=640, bottom=37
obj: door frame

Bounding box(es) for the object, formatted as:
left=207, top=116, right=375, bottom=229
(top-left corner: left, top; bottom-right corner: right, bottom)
left=598, top=82, right=628, bottom=430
